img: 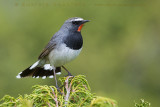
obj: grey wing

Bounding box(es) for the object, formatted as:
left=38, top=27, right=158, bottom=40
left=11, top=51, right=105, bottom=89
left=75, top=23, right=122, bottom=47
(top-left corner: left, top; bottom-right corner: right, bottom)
left=38, top=35, right=58, bottom=59
left=38, top=42, right=56, bottom=59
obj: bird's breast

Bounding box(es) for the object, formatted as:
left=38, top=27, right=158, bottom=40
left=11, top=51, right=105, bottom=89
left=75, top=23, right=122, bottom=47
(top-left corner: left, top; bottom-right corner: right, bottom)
left=48, top=44, right=82, bottom=67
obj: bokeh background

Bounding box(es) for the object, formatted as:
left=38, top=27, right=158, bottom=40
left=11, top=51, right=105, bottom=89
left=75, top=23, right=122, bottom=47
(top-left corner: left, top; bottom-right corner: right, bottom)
left=0, top=0, right=159, bottom=106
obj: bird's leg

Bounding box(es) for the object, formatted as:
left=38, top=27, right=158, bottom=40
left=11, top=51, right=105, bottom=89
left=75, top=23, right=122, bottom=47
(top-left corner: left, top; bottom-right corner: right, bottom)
left=62, top=66, right=74, bottom=77
left=53, top=68, right=62, bottom=94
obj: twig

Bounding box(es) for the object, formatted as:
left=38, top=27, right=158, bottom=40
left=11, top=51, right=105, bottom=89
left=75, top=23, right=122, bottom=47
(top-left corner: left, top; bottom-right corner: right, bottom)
left=47, top=102, right=52, bottom=107
left=50, top=87, right=59, bottom=107
left=64, top=76, right=73, bottom=106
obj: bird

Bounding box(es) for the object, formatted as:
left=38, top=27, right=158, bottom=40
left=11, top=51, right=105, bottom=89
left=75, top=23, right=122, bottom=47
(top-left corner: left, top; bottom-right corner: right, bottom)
left=16, top=17, right=89, bottom=89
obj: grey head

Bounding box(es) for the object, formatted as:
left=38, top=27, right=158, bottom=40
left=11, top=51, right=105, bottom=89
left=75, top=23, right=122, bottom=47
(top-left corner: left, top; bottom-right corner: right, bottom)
left=60, top=17, right=90, bottom=32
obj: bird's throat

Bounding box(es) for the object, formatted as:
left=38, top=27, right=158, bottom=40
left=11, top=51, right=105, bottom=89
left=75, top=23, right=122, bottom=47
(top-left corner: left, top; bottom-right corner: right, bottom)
left=77, top=24, right=84, bottom=32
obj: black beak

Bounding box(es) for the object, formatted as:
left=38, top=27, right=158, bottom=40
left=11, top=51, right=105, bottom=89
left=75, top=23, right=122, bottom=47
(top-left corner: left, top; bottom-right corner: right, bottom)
left=82, top=20, right=90, bottom=24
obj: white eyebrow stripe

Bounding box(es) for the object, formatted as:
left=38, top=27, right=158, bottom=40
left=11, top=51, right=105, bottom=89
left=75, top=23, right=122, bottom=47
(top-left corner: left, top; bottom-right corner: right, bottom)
left=74, top=18, right=83, bottom=21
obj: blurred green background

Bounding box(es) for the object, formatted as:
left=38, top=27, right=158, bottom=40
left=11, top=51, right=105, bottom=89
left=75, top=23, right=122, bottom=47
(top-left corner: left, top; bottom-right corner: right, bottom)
left=0, top=0, right=159, bottom=106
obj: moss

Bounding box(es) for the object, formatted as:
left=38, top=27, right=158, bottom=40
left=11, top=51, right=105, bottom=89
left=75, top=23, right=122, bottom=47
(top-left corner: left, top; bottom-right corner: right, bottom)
left=0, top=75, right=116, bottom=107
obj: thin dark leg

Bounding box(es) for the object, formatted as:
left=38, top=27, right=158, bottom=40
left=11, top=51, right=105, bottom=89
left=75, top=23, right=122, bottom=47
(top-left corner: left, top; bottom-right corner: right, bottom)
left=53, top=69, right=62, bottom=94
left=62, top=66, right=73, bottom=76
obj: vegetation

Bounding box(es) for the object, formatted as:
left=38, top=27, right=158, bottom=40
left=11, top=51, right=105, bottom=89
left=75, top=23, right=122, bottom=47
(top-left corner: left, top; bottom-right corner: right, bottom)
left=0, top=75, right=151, bottom=107
left=0, top=75, right=118, bottom=107
left=135, top=99, right=151, bottom=107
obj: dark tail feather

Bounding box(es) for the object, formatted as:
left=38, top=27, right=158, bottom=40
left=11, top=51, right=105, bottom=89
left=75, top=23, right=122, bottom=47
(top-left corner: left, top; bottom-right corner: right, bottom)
left=16, top=65, right=61, bottom=79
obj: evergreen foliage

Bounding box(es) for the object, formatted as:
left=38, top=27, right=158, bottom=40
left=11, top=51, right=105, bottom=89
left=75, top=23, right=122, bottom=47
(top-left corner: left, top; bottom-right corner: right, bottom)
left=135, top=99, right=151, bottom=107
left=0, top=75, right=118, bottom=107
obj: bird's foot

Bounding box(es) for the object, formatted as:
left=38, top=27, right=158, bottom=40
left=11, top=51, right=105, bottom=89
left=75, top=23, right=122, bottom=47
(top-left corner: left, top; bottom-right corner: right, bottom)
left=65, top=73, right=74, bottom=77
left=56, top=86, right=62, bottom=95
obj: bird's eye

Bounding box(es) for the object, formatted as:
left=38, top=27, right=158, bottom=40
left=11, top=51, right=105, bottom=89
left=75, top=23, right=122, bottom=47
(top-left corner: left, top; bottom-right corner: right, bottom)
left=72, top=21, right=82, bottom=25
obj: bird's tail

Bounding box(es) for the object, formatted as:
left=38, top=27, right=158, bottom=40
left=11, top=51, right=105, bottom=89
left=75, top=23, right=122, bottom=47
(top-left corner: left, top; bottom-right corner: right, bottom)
left=16, top=61, right=61, bottom=79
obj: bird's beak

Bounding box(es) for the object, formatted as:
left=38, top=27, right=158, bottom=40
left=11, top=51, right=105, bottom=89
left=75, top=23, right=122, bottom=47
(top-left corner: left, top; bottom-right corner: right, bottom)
left=82, top=20, right=90, bottom=24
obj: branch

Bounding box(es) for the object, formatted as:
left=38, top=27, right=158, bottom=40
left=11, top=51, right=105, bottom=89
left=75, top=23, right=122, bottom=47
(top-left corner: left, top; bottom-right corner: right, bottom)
left=50, top=87, right=59, bottom=107
left=64, top=76, right=73, bottom=106
left=0, top=75, right=119, bottom=107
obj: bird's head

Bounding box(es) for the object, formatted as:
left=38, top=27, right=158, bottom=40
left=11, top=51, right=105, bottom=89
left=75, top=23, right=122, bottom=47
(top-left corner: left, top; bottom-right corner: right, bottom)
left=62, top=17, right=90, bottom=32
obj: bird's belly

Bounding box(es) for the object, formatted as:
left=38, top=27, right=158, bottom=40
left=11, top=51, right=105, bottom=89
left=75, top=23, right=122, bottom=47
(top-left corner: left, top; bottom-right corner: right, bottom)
left=48, top=44, right=82, bottom=67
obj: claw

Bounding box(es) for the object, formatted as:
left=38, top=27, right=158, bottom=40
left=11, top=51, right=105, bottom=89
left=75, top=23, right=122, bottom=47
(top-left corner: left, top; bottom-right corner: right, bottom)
left=56, top=86, right=62, bottom=95
left=65, top=73, right=74, bottom=77
left=62, top=66, right=74, bottom=77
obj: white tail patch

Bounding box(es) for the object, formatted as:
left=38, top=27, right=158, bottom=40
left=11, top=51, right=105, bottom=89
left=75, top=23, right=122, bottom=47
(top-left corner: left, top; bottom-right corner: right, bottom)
left=16, top=72, right=22, bottom=79
left=42, top=76, right=46, bottom=79
left=16, top=75, right=21, bottom=78
left=16, top=63, right=61, bottom=79
left=44, top=64, right=53, bottom=70
left=56, top=72, right=61, bottom=75
left=36, top=76, right=39, bottom=79
left=49, top=75, right=54, bottom=78
left=30, top=60, right=40, bottom=70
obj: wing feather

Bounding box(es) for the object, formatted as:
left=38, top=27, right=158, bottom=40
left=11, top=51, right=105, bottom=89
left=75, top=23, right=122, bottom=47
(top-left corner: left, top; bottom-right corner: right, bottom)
left=38, top=42, right=56, bottom=59
left=38, top=33, right=60, bottom=59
